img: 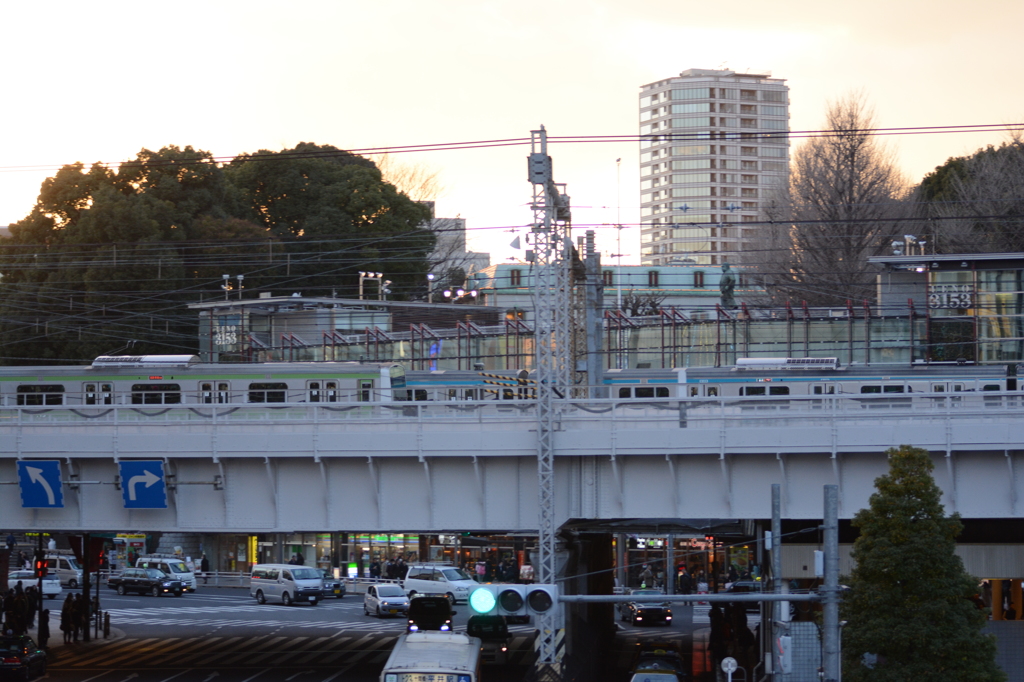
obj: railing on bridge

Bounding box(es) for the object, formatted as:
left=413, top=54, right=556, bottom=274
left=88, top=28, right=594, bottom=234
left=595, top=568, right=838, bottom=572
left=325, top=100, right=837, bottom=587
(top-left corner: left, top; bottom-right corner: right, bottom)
left=3, top=391, right=1024, bottom=428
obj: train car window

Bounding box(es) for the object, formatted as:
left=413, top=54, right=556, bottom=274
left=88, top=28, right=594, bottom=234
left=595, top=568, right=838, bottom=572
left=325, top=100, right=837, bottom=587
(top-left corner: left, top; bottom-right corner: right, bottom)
left=688, top=386, right=699, bottom=397
left=812, top=384, right=836, bottom=395
left=218, top=382, right=229, bottom=402
left=931, top=384, right=945, bottom=393
left=636, top=387, right=655, bottom=398
left=656, top=387, right=670, bottom=397
left=309, top=381, right=321, bottom=402
left=953, top=383, right=965, bottom=392
left=248, top=382, right=287, bottom=403
left=769, top=386, right=790, bottom=396
left=465, top=389, right=478, bottom=400
left=17, top=384, right=65, bottom=406
left=131, top=383, right=181, bottom=405
left=201, top=382, right=214, bottom=403
left=983, top=384, right=1000, bottom=391
left=741, top=386, right=766, bottom=396
left=860, top=386, right=881, bottom=394
left=358, top=380, right=373, bottom=402
left=883, top=385, right=905, bottom=394
left=201, top=382, right=230, bottom=404
left=619, top=387, right=632, bottom=398
left=413, top=389, right=428, bottom=401
left=707, top=386, right=718, bottom=397
left=325, top=381, right=338, bottom=402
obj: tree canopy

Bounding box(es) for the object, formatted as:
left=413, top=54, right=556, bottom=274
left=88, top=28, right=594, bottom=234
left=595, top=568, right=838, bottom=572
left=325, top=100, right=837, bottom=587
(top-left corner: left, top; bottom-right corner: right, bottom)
left=0, top=142, right=435, bottom=363
left=842, top=445, right=1003, bottom=682
left=915, top=134, right=1024, bottom=253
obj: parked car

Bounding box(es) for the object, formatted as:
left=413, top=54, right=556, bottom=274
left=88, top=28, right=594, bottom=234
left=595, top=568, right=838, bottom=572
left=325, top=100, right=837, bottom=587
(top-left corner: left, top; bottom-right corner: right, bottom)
left=43, top=554, right=83, bottom=589
left=406, top=595, right=455, bottom=632
left=402, top=563, right=476, bottom=604
left=0, top=634, right=47, bottom=680
left=7, top=570, right=62, bottom=599
left=364, top=583, right=410, bottom=617
left=317, top=569, right=346, bottom=599
left=618, top=588, right=673, bottom=626
left=107, top=568, right=184, bottom=597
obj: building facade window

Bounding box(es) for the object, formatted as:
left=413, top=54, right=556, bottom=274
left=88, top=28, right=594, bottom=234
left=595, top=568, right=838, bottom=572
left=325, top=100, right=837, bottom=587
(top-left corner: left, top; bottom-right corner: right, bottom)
left=509, top=269, right=522, bottom=286
left=648, top=270, right=660, bottom=287
left=694, top=271, right=705, bottom=288
left=603, top=270, right=614, bottom=286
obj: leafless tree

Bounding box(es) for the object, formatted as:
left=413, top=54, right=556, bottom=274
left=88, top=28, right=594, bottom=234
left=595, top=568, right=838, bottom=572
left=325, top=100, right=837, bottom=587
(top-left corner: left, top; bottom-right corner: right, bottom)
left=372, top=153, right=448, bottom=202
left=753, top=93, right=910, bottom=306
left=620, top=291, right=667, bottom=316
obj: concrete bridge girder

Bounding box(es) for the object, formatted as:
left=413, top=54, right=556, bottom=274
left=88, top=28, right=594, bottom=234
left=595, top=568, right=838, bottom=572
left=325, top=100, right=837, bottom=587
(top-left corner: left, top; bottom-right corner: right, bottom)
left=3, top=404, right=1024, bottom=530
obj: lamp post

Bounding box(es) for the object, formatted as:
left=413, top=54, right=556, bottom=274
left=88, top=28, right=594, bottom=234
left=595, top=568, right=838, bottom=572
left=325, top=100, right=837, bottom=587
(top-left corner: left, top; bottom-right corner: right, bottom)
left=427, top=273, right=435, bottom=303
left=222, top=274, right=230, bottom=301
left=358, top=272, right=384, bottom=300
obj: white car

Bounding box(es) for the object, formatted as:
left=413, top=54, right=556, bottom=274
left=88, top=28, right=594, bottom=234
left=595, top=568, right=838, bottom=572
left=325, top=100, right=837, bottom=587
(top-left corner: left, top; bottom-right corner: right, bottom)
left=8, top=570, right=62, bottom=599
left=364, top=583, right=410, bottom=618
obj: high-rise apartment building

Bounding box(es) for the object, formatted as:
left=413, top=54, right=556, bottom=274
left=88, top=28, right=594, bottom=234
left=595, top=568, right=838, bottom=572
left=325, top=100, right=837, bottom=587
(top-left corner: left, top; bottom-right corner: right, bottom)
left=639, top=69, right=789, bottom=266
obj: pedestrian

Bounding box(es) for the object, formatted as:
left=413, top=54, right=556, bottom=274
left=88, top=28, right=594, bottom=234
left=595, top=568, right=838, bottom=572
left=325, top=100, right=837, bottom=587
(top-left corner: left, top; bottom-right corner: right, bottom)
left=61, top=593, right=73, bottom=644
left=4, top=533, right=14, bottom=551
left=369, top=559, right=381, bottom=580
left=639, top=564, right=654, bottom=589
left=201, top=554, right=210, bottom=584
left=679, top=567, right=693, bottom=595
left=38, top=609, right=50, bottom=650
left=71, top=593, right=84, bottom=642
left=295, top=551, right=304, bottom=565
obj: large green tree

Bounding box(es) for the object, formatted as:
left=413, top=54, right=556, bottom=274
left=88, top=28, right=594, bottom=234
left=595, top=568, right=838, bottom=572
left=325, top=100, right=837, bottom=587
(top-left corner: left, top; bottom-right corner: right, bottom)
left=0, top=142, right=435, bottom=364
left=225, top=142, right=434, bottom=299
left=842, top=445, right=1003, bottom=682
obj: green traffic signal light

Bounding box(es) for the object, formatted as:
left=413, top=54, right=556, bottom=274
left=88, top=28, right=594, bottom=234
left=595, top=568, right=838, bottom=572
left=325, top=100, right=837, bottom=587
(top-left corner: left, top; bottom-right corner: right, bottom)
left=469, top=587, right=497, bottom=614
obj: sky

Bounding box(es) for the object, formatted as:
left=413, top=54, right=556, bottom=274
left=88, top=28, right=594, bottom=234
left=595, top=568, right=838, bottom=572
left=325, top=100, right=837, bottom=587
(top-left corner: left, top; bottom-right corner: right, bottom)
left=2, top=0, right=1022, bottom=267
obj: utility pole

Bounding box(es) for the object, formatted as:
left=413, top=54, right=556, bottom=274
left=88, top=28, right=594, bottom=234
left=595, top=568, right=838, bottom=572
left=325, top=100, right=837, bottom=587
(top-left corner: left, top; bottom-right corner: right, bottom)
left=822, top=485, right=840, bottom=681
left=528, top=126, right=571, bottom=677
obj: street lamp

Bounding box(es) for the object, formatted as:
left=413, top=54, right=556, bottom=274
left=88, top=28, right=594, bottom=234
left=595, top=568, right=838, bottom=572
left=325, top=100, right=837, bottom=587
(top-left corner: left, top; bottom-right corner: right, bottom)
left=427, top=273, right=436, bottom=303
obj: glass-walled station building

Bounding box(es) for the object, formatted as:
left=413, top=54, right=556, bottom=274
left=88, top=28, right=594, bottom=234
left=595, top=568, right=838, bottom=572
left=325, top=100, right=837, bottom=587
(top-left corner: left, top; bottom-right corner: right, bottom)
left=870, top=252, right=1024, bottom=364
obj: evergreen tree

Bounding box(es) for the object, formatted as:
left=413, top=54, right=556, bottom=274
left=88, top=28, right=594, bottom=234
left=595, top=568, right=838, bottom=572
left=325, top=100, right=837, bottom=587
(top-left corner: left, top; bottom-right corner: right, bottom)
left=842, top=445, right=1004, bottom=682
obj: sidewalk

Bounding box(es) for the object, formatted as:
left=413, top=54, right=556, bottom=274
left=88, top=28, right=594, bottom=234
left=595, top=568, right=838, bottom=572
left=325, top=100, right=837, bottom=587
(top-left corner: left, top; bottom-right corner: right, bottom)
left=21, top=613, right=127, bottom=656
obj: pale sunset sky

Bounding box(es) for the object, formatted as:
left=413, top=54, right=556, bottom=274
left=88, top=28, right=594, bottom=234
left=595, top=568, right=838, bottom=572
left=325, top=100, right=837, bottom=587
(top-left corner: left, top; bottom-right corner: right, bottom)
left=1, top=0, right=1021, bottom=265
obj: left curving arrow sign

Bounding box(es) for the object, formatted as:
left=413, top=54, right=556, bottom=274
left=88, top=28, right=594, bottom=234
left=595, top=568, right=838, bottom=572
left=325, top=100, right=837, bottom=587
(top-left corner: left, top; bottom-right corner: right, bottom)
left=17, top=461, right=64, bottom=508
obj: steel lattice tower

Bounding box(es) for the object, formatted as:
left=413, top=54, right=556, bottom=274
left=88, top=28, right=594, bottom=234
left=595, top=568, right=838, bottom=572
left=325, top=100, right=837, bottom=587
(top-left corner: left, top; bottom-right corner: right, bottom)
left=528, top=127, right=571, bottom=674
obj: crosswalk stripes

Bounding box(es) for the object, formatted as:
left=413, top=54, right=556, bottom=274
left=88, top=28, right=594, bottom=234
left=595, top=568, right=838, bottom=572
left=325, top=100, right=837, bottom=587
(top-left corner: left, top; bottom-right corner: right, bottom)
left=52, top=631, right=540, bottom=671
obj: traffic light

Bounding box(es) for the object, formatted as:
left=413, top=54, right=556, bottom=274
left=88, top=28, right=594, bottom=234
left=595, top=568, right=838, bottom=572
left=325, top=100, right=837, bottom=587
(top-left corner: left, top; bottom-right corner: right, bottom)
left=468, top=583, right=559, bottom=618
left=33, top=551, right=47, bottom=578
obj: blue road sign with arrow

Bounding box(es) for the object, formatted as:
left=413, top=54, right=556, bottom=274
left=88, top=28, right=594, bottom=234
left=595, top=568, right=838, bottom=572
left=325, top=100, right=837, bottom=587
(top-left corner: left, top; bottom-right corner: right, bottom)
left=17, top=460, right=64, bottom=508
left=118, top=460, right=167, bottom=509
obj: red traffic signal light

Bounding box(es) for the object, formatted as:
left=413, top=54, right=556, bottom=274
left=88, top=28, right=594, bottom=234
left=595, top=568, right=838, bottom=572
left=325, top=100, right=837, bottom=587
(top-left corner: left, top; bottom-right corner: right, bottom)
left=704, top=534, right=714, bottom=542
left=34, top=558, right=48, bottom=578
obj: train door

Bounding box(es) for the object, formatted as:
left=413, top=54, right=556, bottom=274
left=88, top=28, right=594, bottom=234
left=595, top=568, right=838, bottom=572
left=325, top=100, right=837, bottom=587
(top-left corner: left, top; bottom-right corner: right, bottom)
left=685, top=384, right=720, bottom=398
left=308, top=381, right=339, bottom=403
left=358, top=380, right=373, bottom=402
left=84, top=382, right=113, bottom=405
left=200, top=382, right=230, bottom=404
left=930, top=382, right=967, bottom=408
left=809, top=383, right=837, bottom=409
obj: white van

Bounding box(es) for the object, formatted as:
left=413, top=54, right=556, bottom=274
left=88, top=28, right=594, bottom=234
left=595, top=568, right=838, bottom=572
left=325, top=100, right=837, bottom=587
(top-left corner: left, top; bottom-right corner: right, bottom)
left=402, top=563, right=477, bottom=604
left=44, top=554, right=83, bottom=588
left=380, top=631, right=482, bottom=682
left=136, top=555, right=197, bottom=592
left=250, top=563, right=323, bottom=606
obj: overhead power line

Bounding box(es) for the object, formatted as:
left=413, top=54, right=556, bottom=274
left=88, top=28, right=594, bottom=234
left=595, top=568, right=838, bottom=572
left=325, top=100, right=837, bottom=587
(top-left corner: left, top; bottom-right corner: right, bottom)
left=0, top=123, right=1019, bottom=175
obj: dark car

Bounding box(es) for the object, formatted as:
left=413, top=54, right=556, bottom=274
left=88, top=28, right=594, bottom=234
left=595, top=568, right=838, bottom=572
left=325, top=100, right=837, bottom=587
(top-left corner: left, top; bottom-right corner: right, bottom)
left=0, top=635, right=47, bottom=680
left=619, top=588, right=673, bottom=626
left=467, top=615, right=511, bottom=665
left=107, top=567, right=184, bottom=597
left=318, top=569, right=346, bottom=599
left=406, top=595, right=455, bottom=633
left=629, top=640, right=687, bottom=682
